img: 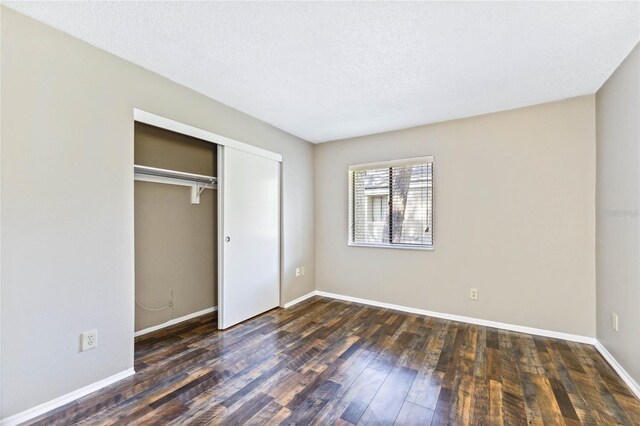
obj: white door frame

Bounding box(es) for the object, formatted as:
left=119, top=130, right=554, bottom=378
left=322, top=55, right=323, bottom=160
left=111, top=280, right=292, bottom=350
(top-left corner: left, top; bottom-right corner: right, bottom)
left=132, top=108, right=284, bottom=338
left=134, top=109, right=282, bottom=163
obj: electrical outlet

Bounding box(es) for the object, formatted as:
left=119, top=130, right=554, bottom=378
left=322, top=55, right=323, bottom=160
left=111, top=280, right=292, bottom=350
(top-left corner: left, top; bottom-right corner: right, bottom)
left=301, top=266, right=305, bottom=276
left=81, top=329, right=98, bottom=352
left=295, top=268, right=300, bottom=277
left=611, top=313, right=619, bottom=331
left=470, top=288, right=478, bottom=301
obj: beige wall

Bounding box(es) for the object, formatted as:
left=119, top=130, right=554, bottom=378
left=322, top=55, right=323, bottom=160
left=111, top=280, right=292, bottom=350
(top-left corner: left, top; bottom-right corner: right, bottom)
left=135, top=122, right=217, bottom=176
left=596, top=43, right=640, bottom=384
left=315, top=95, right=596, bottom=337
left=134, top=123, right=217, bottom=332
left=0, top=8, right=315, bottom=418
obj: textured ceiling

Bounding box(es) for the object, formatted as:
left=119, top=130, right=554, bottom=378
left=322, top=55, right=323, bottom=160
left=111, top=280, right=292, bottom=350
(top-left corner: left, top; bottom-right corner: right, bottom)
left=4, top=1, right=639, bottom=143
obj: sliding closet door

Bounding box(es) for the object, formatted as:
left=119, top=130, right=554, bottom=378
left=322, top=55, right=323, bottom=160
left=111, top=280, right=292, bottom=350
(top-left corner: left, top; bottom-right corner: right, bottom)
left=218, top=146, right=280, bottom=329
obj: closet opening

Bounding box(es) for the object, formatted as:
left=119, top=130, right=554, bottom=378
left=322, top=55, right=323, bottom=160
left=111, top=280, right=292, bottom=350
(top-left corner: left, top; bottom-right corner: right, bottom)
left=133, top=122, right=218, bottom=338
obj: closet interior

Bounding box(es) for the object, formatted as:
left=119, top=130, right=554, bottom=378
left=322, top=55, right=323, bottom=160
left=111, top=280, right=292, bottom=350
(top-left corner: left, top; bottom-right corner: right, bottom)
left=134, top=122, right=218, bottom=335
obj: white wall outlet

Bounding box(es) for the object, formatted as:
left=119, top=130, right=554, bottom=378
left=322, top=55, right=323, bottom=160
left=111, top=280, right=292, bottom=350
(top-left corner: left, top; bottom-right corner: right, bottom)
left=295, top=268, right=300, bottom=277
left=81, top=329, right=98, bottom=352
left=470, top=288, right=478, bottom=300
left=611, top=313, right=619, bottom=331
left=301, top=266, right=305, bottom=276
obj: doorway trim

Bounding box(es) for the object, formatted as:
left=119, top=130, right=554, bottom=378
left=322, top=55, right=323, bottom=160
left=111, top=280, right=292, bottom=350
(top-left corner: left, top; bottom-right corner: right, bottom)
left=132, top=108, right=284, bottom=352
left=134, top=109, right=283, bottom=163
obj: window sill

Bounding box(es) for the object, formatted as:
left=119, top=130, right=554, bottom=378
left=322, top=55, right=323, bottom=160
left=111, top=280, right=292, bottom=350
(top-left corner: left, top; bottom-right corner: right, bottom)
left=348, top=242, right=434, bottom=251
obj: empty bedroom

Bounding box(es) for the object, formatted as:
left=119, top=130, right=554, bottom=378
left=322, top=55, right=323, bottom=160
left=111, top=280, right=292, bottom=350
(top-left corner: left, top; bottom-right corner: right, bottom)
left=1, top=1, right=639, bottom=425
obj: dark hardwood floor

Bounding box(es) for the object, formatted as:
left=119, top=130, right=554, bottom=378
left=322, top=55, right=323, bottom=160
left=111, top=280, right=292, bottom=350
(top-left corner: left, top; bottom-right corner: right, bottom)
left=26, top=297, right=640, bottom=425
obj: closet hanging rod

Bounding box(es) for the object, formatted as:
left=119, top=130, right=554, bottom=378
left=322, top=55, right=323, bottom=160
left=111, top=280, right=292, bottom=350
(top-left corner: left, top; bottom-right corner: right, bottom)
left=134, top=165, right=216, bottom=185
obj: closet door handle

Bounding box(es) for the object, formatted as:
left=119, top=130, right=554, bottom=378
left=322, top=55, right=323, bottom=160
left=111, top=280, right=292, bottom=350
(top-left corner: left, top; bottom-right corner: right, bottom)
left=225, top=236, right=231, bottom=243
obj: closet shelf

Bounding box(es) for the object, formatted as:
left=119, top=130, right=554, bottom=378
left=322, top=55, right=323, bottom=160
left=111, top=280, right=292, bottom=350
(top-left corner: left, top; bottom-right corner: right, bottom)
left=134, top=165, right=217, bottom=204
left=134, top=165, right=216, bottom=185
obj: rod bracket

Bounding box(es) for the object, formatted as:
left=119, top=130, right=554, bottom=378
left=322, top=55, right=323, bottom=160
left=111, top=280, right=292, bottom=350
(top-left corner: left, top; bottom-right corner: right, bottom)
left=191, top=183, right=206, bottom=204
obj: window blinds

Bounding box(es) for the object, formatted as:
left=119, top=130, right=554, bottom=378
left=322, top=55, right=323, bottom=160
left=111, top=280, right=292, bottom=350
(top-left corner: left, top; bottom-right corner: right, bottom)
left=350, top=158, right=433, bottom=248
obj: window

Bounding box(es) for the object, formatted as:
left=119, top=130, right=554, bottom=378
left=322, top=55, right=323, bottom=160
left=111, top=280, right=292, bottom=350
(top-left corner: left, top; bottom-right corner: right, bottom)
left=349, top=156, right=433, bottom=249
left=369, top=195, right=388, bottom=222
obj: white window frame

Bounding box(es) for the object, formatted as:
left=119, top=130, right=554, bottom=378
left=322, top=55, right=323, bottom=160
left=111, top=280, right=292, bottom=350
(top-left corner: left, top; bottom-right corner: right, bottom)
left=348, top=156, right=434, bottom=251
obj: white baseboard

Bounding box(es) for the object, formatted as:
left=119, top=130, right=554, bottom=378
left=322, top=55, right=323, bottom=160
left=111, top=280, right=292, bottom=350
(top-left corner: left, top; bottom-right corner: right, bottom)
left=312, top=290, right=596, bottom=345
left=3, top=306, right=217, bottom=424
left=6, top=294, right=638, bottom=426
left=287, top=289, right=640, bottom=401
left=283, top=291, right=318, bottom=308
left=134, top=306, right=217, bottom=337
left=0, top=368, right=135, bottom=426
left=594, top=341, right=640, bottom=400
left=310, top=291, right=640, bottom=398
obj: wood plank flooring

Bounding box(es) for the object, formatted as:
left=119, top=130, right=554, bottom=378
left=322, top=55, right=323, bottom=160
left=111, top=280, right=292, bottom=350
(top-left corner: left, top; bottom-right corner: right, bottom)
left=25, top=297, right=640, bottom=425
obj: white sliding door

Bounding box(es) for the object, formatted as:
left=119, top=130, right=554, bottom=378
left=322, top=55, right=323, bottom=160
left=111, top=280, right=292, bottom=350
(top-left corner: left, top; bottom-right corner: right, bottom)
left=218, top=146, right=280, bottom=329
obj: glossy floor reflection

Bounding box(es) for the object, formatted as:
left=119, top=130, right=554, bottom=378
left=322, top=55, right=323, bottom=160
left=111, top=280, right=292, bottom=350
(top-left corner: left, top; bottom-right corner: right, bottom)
left=26, top=297, right=640, bottom=425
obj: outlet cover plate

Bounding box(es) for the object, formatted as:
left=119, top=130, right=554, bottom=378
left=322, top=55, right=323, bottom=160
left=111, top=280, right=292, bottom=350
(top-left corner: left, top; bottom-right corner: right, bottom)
left=81, top=329, right=98, bottom=352
left=470, top=288, right=478, bottom=300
